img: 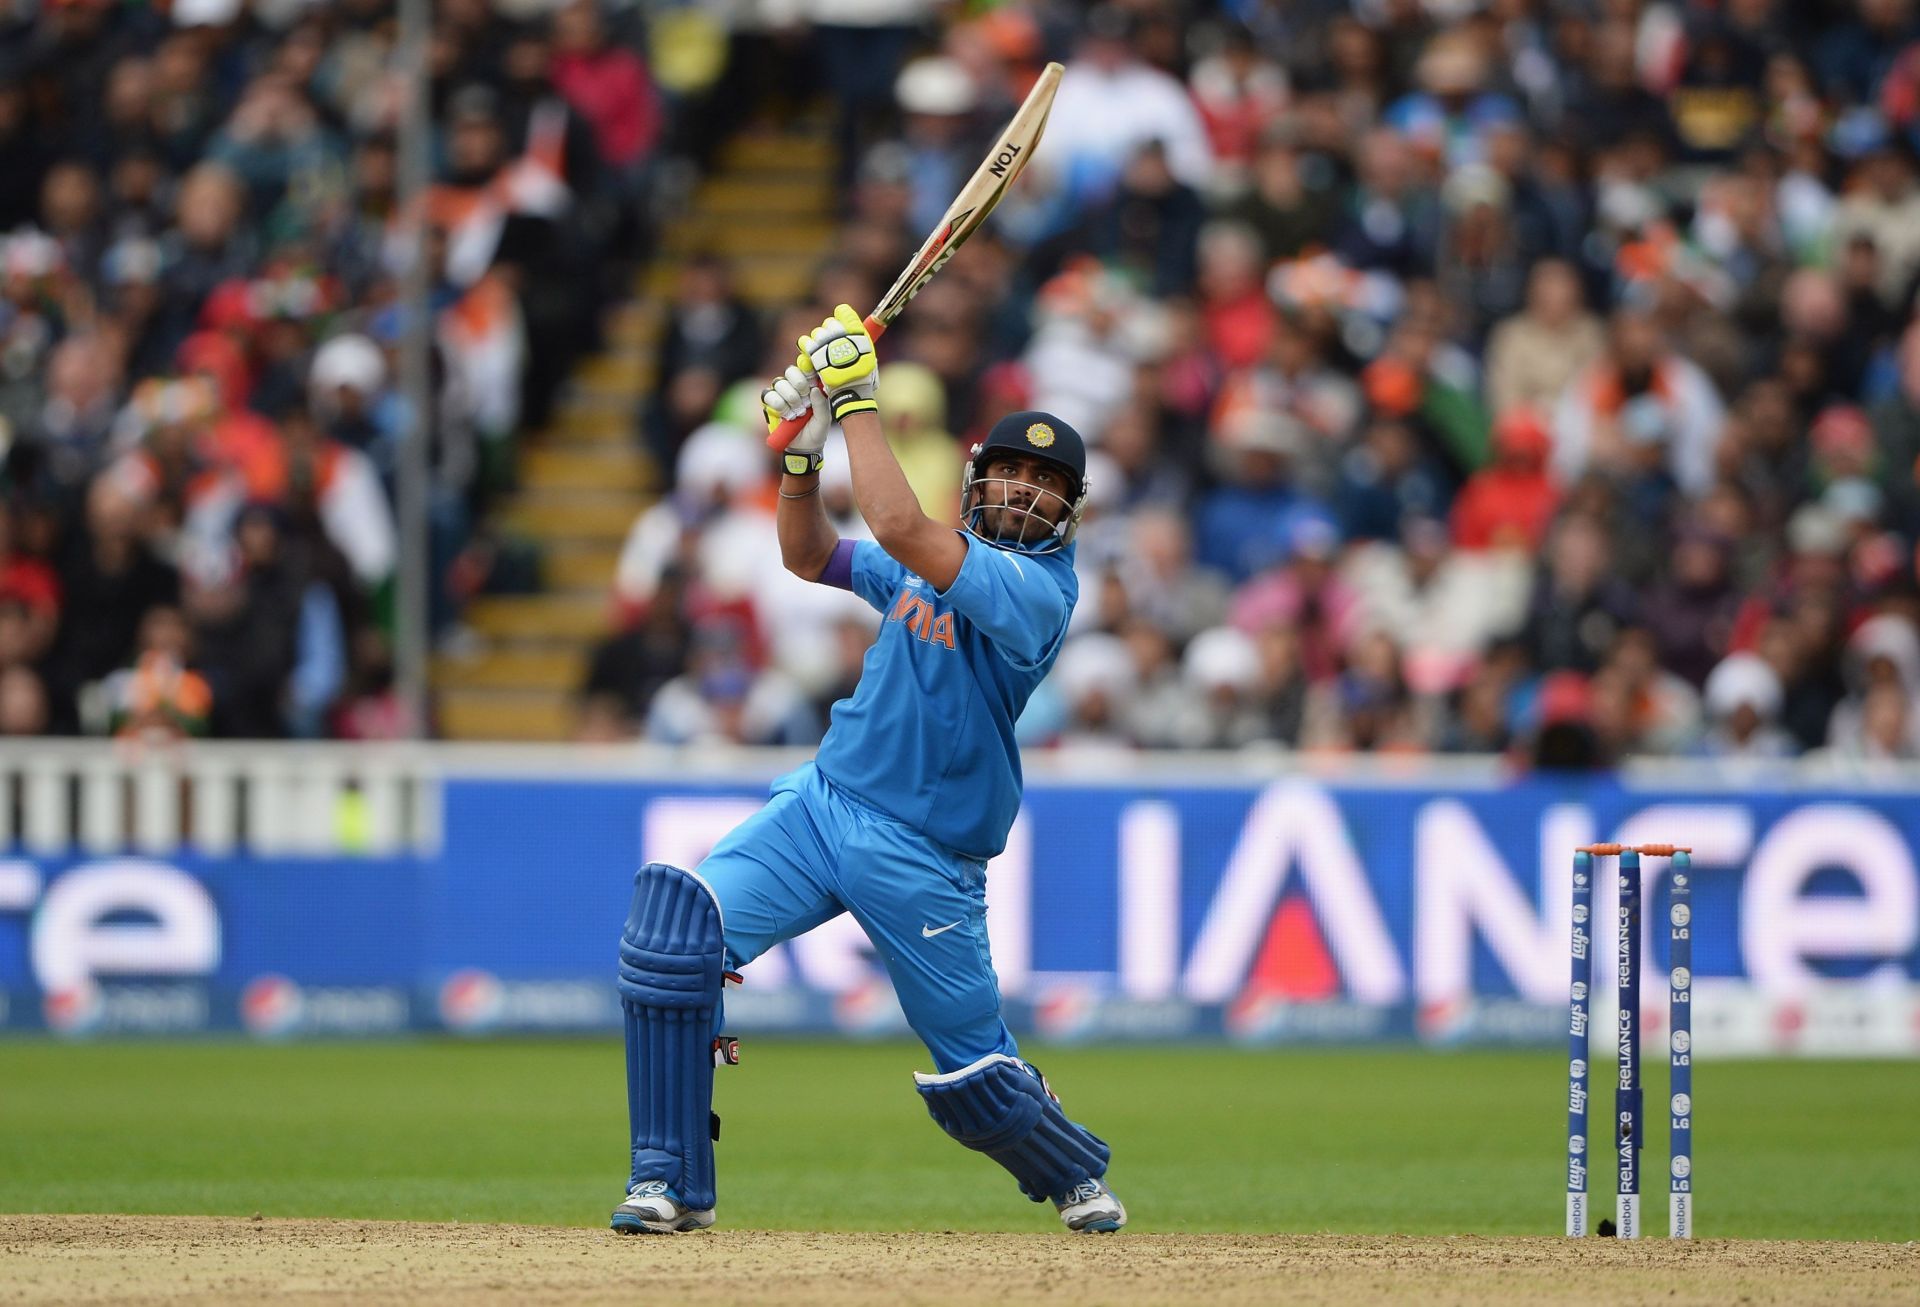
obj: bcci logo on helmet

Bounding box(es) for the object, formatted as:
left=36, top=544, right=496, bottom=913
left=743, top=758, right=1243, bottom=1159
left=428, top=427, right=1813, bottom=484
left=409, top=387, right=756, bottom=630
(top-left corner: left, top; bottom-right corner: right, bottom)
left=1025, top=422, right=1055, bottom=448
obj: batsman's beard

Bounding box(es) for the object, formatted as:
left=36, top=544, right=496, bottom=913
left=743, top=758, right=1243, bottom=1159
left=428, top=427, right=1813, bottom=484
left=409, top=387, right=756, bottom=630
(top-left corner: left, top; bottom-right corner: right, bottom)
left=973, top=478, right=1070, bottom=546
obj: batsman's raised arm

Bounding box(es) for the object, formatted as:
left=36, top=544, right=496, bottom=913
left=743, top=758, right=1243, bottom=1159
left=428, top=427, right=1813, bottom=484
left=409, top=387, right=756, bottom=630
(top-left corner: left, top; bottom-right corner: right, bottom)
left=798, top=305, right=967, bottom=591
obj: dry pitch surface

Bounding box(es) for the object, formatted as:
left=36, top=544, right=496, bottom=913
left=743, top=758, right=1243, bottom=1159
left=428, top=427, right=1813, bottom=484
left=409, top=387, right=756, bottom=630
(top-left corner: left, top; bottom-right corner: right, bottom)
left=2, top=1216, right=1916, bottom=1306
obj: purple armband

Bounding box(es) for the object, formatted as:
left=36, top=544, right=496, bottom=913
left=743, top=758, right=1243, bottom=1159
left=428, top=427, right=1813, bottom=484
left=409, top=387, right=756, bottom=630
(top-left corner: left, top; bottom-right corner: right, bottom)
left=819, top=539, right=857, bottom=591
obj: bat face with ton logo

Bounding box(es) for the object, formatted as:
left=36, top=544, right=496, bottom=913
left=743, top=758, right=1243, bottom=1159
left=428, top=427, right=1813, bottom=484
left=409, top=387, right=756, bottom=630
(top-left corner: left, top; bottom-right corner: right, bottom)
left=766, top=62, right=1064, bottom=452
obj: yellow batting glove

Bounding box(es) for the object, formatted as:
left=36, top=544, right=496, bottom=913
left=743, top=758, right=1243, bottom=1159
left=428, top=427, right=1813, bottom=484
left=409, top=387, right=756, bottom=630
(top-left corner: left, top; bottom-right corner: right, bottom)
left=800, top=304, right=879, bottom=421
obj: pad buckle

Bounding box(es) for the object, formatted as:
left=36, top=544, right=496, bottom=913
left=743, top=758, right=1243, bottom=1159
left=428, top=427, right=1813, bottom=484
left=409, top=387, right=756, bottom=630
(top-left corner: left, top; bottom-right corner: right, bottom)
left=712, top=1036, right=740, bottom=1068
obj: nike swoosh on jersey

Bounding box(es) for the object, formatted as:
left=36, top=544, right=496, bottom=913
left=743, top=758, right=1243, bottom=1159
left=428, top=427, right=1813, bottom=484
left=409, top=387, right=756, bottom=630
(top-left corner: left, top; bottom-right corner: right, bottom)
left=921, top=920, right=965, bottom=938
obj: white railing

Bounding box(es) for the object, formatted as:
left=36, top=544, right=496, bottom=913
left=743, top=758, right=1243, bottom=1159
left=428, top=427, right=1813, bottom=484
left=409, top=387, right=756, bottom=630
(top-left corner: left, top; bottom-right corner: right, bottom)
left=0, top=740, right=440, bottom=857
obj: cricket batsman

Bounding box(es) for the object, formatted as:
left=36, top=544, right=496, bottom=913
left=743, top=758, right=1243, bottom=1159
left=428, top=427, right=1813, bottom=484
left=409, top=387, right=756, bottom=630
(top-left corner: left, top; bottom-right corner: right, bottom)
left=611, top=305, right=1124, bottom=1235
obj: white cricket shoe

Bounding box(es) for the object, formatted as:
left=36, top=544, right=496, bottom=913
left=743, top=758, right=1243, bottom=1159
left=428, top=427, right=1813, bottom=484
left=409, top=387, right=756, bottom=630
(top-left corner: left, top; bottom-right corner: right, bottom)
left=1054, top=1177, right=1126, bottom=1233
left=610, top=1180, right=715, bottom=1234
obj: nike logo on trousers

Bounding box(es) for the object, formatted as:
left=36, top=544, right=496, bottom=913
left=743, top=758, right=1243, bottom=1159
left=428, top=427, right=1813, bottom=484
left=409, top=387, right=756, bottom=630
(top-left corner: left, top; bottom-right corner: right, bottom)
left=921, top=920, right=964, bottom=938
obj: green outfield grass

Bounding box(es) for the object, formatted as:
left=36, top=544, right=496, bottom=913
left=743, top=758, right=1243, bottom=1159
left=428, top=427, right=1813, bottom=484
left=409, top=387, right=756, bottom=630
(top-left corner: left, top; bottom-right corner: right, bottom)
left=1, top=1040, right=1915, bottom=1239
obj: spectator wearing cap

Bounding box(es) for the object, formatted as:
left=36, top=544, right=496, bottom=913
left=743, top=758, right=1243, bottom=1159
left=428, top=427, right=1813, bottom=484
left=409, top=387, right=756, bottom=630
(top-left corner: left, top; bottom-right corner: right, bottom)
left=895, top=56, right=986, bottom=238
left=1699, top=650, right=1796, bottom=759
left=1826, top=611, right=1920, bottom=756
left=1196, top=408, right=1314, bottom=584
left=1434, top=163, right=1528, bottom=348
left=1521, top=668, right=1612, bottom=770
left=1830, top=126, right=1920, bottom=308
left=876, top=361, right=961, bottom=525
left=643, top=614, right=816, bottom=748
left=1170, top=625, right=1270, bottom=749
left=1043, top=3, right=1214, bottom=208
left=1048, top=631, right=1140, bottom=755
left=611, top=420, right=773, bottom=634
left=1229, top=508, right=1359, bottom=685
left=1384, top=32, right=1522, bottom=171
left=1451, top=407, right=1559, bottom=551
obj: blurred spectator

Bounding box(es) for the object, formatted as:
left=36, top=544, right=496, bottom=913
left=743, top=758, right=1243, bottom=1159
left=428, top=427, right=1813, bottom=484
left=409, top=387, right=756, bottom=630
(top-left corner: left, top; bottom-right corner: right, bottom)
left=1451, top=407, right=1559, bottom=551
left=9, top=0, right=1920, bottom=765
left=1044, top=5, right=1214, bottom=206
left=100, top=604, right=212, bottom=740
left=1552, top=306, right=1727, bottom=501
left=877, top=362, right=961, bottom=524
left=1826, top=612, right=1920, bottom=756
left=1520, top=513, right=1639, bottom=674
left=1484, top=259, right=1604, bottom=418
left=646, top=253, right=764, bottom=476
left=1699, top=651, right=1796, bottom=759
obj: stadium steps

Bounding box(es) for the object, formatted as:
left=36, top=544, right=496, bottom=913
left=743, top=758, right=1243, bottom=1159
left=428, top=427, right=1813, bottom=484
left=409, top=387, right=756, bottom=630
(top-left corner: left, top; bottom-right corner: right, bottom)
left=435, top=118, right=841, bottom=741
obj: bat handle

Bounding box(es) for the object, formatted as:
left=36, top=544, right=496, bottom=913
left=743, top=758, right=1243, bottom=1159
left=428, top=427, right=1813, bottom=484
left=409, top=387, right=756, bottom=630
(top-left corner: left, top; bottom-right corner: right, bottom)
left=765, top=314, right=887, bottom=451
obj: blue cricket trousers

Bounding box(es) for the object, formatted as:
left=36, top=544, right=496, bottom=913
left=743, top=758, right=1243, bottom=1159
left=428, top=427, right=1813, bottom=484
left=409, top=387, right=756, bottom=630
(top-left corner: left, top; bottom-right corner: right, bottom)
left=694, top=762, right=1018, bottom=1072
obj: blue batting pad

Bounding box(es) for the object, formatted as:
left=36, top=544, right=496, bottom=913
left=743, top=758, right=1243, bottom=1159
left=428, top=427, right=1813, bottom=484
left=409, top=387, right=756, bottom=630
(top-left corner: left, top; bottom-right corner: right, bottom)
left=618, top=862, right=726, bottom=1210
left=914, top=1053, right=1111, bottom=1202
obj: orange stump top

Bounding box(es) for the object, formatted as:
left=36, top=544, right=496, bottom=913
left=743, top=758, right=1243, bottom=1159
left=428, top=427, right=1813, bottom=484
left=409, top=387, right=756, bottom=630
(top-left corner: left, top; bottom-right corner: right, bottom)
left=1575, top=843, right=1692, bottom=857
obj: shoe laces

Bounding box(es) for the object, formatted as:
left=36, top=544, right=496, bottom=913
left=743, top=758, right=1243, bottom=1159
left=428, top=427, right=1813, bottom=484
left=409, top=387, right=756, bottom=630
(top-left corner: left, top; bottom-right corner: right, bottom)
left=627, top=1180, right=670, bottom=1201
left=1058, top=1179, right=1105, bottom=1207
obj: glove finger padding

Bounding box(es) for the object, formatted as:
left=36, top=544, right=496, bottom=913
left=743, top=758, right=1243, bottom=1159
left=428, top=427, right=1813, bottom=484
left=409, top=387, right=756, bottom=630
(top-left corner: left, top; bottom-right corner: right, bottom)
left=800, top=304, right=879, bottom=421
left=764, top=366, right=831, bottom=455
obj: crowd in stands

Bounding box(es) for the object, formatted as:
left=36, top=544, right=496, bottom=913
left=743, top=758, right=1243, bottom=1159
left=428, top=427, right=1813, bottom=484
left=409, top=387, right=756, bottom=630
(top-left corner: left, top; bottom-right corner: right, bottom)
left=582, top=0, right=1920, bottom=770
left=0, top=0, right=658, bottom=738
left=6, top=0, right=1920, bottom=767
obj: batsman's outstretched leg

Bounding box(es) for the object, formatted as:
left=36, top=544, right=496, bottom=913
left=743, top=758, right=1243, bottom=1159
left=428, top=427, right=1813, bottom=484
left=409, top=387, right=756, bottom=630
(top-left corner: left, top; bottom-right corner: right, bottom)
left=611, top=862, right=727, bottom=1234
left=915, top=1053, right=1126, bottom=1233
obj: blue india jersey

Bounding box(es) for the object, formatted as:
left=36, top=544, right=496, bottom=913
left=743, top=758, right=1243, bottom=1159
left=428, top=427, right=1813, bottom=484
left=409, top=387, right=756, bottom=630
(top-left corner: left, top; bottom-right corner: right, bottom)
left=814, top=534, right=1078, bottom=860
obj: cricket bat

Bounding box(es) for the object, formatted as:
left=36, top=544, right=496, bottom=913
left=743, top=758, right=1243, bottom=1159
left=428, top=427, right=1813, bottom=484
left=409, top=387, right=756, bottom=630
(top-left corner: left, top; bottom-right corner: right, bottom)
left=766, top=60, right=1065, bottom=451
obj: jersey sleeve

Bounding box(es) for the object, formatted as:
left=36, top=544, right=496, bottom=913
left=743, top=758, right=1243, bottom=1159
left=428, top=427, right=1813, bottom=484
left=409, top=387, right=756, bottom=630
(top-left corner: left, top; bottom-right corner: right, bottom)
left=936, top=534, right=1069, bottom=668
left=847, top=539, right=910, bottom=615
